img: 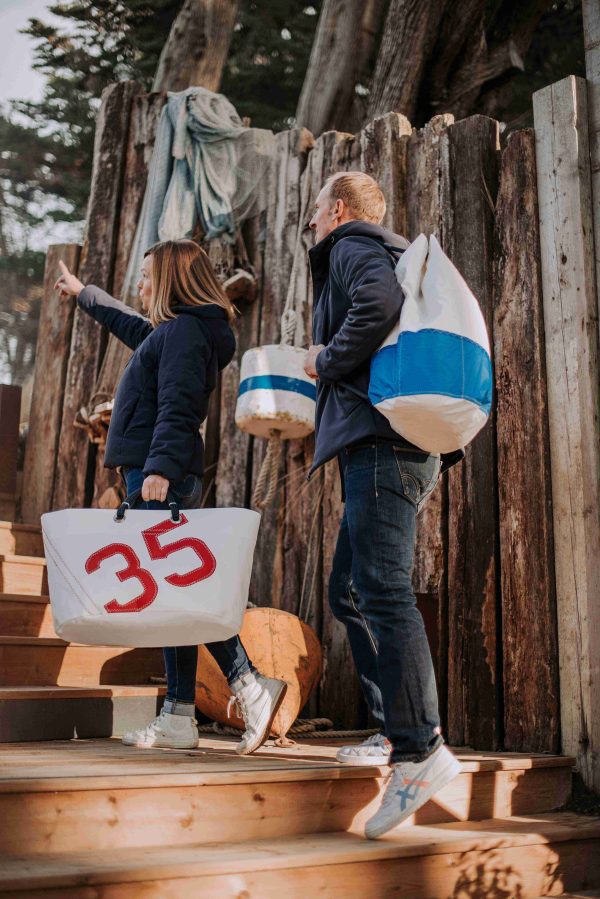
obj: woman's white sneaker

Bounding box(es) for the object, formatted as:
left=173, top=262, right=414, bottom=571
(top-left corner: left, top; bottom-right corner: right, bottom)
left=228, top=671, right=288, bottom=755
left=336, top=732, right=392, bottom=766
left=365, top=744, right=461, bottom=839
left=121, top=709, right=199, bottom=749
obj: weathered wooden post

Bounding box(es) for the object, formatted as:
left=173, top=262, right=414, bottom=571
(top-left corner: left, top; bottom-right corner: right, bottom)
left=0, top=384, right=22, bottom=521
left=493, top=129, right=559, bottom=754
left=20, top=245, right=81, bottom=524
left=533, top=75, right=600, bottom=791
left=445, top=115, right=501, bottom=750
left=52, top=81, right=141, bottom=511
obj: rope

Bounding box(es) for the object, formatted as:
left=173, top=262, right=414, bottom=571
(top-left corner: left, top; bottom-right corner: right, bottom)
left=279, top=223, right=306, bottom=347
left=252, top=431, right=282, bottom=509
left=196, top=716, right=378, bottom=747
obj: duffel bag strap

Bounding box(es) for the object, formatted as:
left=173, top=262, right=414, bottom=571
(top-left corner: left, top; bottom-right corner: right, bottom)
left=114, top=486, right=182, bottom=523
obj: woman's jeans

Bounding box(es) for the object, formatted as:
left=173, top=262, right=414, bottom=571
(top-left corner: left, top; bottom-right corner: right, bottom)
left=329, top=439, right=444, bottom=764
left=122, top=467, right=254, bottom=708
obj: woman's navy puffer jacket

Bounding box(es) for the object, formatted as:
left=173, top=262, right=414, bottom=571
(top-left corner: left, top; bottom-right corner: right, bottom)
left=77, top=285, right=236, bottom=484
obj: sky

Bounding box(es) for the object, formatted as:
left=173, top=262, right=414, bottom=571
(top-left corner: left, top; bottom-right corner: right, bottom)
left=0, top=0, right=56, bottom=107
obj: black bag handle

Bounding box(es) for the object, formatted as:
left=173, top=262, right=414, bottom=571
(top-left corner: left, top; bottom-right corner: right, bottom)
left=114, top=486, right=182, bottom=523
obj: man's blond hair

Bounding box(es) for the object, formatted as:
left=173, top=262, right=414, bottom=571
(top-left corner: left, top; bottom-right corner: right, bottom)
left=325, top=171, right=386, bottom=224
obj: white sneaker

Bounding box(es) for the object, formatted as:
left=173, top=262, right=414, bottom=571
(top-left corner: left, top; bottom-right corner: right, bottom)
left=365, top=744, right=461, bottom=839
left=227, top=670, right=288, bottom=756
left=336, top=732, right=392, bottom=766
left=121, top=709, right=199, bottom=749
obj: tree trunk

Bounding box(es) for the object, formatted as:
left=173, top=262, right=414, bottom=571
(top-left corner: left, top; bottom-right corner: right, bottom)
left=295, top=0, right=386, bottom=137
left=152, top=0, right=239, bottom=94
left=367, top=0, right=449, bottom=124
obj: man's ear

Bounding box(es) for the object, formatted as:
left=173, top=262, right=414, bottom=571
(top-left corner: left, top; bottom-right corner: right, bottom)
left=332, top=198, right=343, bottom=221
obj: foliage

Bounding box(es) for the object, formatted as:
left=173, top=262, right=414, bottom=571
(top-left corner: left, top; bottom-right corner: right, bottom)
left=221, top=2, right=320, bottom=131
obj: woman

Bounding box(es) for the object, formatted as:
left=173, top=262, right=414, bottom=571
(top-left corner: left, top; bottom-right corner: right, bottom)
left=55, top=239, right=287, bottom=754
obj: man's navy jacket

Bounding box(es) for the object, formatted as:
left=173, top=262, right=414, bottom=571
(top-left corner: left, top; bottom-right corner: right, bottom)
left=307, top=220, right=463, bottom=482
left=77, top=286, right=235, bottom=484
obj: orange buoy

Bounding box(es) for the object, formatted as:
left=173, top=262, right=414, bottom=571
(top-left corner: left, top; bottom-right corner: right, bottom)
left=196, top=607, right=322, bottom=738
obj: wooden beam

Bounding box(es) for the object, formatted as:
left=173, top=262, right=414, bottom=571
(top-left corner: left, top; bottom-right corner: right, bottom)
left=243, top=129, right=314, bottom=616
left=533, top=75, right=600, bottom=792
left=90, top=90, right=167, bottom=509
left=445, top=115, right=500, bottom=750
left=20, top=245, right=81, bottom=524
left=0, top=385, right=21, bottom=520
left=52, top=81, right=141, bottom=511
left=493, top=129, right=559, bottom=754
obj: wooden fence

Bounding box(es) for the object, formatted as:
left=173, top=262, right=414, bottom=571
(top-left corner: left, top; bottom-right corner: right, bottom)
left=20, top=76, right=600, bottom=791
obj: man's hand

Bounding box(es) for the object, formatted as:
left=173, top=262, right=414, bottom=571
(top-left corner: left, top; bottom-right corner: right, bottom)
left=142, top=473, right=170, bottom=503
left=304, top=344, right=325, bottom=380
left=54, top=260, right=85, bottom=299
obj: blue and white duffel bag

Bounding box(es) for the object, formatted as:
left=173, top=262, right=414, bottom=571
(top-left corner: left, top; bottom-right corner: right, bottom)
left=369, top=233, right=493, bottom=454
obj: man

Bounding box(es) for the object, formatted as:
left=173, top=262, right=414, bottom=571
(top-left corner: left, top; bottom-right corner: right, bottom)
left=304, top=172, right=461, bottom=839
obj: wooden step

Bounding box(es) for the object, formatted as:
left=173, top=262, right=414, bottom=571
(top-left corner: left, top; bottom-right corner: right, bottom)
left=0, top=521, right=44, bottom=557
left=0, top=554, right=48, bottom=595
left=0, top=738, right=574, bottom=855
left=0, top=593, right=54, bottom=638
left=0, top=813, right=597, bottom=897
left=0, top=686, right=166, bottom=742
left=0, top=637, right=163, bottom=687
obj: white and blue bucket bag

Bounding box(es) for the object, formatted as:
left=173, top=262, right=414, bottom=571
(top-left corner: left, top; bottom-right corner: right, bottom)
left=369, top=233, right=493, bottom=454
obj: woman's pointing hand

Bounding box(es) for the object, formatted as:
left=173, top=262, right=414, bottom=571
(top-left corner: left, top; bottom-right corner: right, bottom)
left=54, top=260, right=85, bottom=299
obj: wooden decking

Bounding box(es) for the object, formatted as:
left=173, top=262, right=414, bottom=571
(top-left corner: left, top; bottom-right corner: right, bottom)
left=0, top=737, right=598, bottom=897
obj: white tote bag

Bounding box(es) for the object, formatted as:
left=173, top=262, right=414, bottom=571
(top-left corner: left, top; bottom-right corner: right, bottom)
left=369, top=233, right=493, bottom=454
left=41, top=492, right=260, bottom=647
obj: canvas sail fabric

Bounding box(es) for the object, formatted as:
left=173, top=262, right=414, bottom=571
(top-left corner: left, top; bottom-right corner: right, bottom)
left=369, top=233, right=492, bottom=454
left=41, top=506, right=260, bottom=647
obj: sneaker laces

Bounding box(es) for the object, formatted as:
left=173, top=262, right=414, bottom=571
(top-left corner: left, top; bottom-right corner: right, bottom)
left=227, top=694, right=248, bottom=725
left=131, top=712, right=167, bottom=741
left=363, top=732, right=388, bottom=747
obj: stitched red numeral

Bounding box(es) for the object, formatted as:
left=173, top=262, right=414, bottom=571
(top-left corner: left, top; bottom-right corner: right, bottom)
left=141, top=513, right=216, bottom=587
left=85, top=543, right=158, bottom=614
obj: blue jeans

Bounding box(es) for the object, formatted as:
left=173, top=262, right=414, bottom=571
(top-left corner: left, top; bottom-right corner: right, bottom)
left=329, top=439, right=443, bottom=763
left=122, top=467, right=255, bottom=706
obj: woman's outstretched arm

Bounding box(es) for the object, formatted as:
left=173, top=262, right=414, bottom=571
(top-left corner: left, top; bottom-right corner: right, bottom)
left=55, top=260, right=152, bottom=350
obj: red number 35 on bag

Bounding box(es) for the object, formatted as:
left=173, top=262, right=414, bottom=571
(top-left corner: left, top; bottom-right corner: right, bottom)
left=84, top=514, right=216, bottom=614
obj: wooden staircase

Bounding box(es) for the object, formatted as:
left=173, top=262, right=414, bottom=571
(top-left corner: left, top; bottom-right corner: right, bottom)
left=0, top=518, right=599, bottom=898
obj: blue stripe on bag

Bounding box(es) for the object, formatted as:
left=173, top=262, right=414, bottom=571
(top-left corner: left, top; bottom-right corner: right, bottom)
left=369, top=329, right=492, bottom=413
left=239, top=375, right=317, bottom=401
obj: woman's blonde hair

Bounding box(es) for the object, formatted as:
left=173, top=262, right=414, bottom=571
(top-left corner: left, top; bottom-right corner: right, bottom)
left=144, top=239, right=236, bottom=327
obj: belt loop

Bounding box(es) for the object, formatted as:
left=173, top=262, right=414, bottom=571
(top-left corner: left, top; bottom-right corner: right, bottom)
left=375, top=437, right=379, bottom=499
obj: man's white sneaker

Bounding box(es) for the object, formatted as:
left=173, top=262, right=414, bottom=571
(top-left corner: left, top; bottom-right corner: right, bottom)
left=336, top=732, right=392, bottom=766
left=365, top=744, right=461, bottom=839
left=121, top=709, right=199, bottom=749
left=227, top=670, right=288, bottom=756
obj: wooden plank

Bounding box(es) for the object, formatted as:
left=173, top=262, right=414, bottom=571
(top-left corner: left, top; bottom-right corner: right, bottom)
left=90, top=91, right=167, bottom=508
left=360, top=111, right=411, bottom=236
left=0, top=638, right=163, bottom=687
left=243, top=128, right=314, bottom=611
left=493, top=128, right=560, bottom=754
left=445, top=115, right=500, bottom=750
left=0, top=554, right=48, bottom=596
left=533, top=76, right=600, bottom=793
left=20, top=245, right=81, bottom=524
left=53, top=81, right=141, bottom=512
left=0, top=815, right=597, bottom=896
left=404, top=115, right=454, bottom=599
left=0, top=384, right=21, bottom=520
left=0, top=522, right=43, bottom=557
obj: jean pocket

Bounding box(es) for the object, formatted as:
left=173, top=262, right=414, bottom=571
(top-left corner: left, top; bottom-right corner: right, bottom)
left=393, top=450, right=441, bottom=510
left=174, top=474, right=203, bottom=509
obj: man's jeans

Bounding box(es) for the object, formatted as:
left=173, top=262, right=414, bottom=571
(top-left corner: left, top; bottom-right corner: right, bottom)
left=122, top=467, right=255, bottom=707
left=329, top=439, right=443, bottom=763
